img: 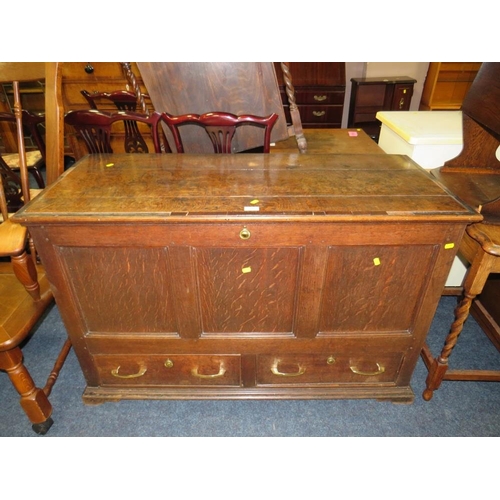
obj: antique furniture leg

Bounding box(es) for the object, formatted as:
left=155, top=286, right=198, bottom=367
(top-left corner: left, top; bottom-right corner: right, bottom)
left=422, top=225, right=500, bottom=400
left=280, top=62, right=307, bottom=153
left=0, top=348, right=54, bottom=434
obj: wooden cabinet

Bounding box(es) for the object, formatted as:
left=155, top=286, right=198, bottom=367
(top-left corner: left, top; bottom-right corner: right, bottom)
left=420, top=62, right=482, bottom=111
left=348, top=77, right=416, bottom=141
left=13, top=152, right=479, bottom=405
left=274, top=63, right=346, bottom=128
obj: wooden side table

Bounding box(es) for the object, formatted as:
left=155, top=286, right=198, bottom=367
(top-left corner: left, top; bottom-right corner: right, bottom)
left=348, top=76, right=416, bottom=141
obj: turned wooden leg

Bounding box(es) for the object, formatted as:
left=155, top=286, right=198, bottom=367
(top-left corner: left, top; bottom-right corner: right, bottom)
left=0, top=348, right=53, bottom=434
left=11, top=250, right=40, bottom=300
left=423, top=246, right=496, bottom=401
left=423, top=292, right=475, bottom=400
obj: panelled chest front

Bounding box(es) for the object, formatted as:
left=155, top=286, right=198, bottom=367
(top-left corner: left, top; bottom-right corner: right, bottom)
left=14, top=153, right=480, bottom=404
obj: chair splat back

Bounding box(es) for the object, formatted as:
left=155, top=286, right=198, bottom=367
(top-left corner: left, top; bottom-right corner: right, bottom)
left=64, top=109, right=164, bottom=155
left=161, top=111, right=279, bottom=153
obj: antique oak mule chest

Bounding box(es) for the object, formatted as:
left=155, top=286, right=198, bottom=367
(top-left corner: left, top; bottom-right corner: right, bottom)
left=14, top=153, right=480, bottom=404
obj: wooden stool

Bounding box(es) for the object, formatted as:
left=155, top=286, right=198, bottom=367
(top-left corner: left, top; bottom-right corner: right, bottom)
left=422, top=222, right=500, bottom=400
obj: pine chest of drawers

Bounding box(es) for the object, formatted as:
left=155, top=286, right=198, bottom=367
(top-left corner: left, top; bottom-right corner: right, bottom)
left=14, top=153, right=480, bottom=404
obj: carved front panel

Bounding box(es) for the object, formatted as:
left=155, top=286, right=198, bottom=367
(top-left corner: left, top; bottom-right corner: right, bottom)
left=195, top=247, right=301, bottom=335
left=319, top=244, right=439, bottom=334
left=58, top=246, right=178, bottom=335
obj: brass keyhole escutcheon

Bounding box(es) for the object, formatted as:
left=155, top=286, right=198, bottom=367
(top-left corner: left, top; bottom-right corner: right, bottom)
left=164, top=359, right=174, bottom=369
left=239, top=227, right=251, bottom=240
left=327, top=356, right=336, bottom=365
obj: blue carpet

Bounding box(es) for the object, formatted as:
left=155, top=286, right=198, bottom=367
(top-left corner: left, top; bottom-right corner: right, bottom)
left=1, top=296, right=499, bottom=437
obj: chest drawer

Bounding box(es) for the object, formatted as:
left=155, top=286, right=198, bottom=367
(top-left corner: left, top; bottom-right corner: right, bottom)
left=94, top=354, right=242, bottom=386
left=298, top=104, right=343, bottom=125
left=291, top=89, right=345, bottom=105
left=256, top=351, right=405, bottom=385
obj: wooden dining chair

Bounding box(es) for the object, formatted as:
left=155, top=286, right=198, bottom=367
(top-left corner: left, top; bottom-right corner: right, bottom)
left=64, top=109, right=165, bottom=157
left=0, top=109, right=46, bottom=188
left=0, top=80, right=71, bottom=434
left=160, top=111, right=279, bottom=153
left=421, top=63, right=500, bottom=400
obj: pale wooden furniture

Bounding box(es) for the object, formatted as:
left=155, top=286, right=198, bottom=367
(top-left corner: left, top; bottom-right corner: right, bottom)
left=14, top=152, right=479, bottom=405
left=0, top=109, right=46, bottom=188
left=0, top=72, right=71, bottom=434
left=421, top=62, right=500, bottom=400
left=419, top=62, right=482, bottom=111
left=161, top=111, right=279, bottom=153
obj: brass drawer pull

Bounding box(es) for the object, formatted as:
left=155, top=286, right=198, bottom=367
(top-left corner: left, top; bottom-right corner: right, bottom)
left=350, top=363, right=385, bottom=376
left=239, top=227, right=251, bottom=239
left=164, top=359, right=174, bottom=368
left=111, top=364, right=147, bottom=379
left=326, top=356, right=336, bottom=365
left=192, top=363, right=226, bottom=379
left=271, top=360, right=306, bottom=377
left=314, top=95, right=327, bottom=101
left=312, top=110, right=326, bottom=117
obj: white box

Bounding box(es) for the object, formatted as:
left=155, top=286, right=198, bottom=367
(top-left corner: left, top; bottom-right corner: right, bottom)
left=376, top=110, right=467, bottom=286
left=377, top=111, right=463, bottom=170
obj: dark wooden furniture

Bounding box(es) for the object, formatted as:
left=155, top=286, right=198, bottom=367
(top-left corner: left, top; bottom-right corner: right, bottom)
left=0, top=75, right=70, bottom=434
left=137, top=63, right=291, bottom=154
left=274, top=63, right=346, bottom=129
left=81, top=89, right=146, bottom=111
left=14, top=152, right=479, bottom=405
left=64, top=109, right=164, bottom=157
left=421, top=62, right=500, bottom=400
left=161, top=111, right=279, bottom=153
left=420, top=63, right=482, bottom=111
left=44, top=63, right=306, bottom=183
left=348, top=76, right=416, bottom=141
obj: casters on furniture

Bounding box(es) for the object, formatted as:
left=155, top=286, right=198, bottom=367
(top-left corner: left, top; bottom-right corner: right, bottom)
left=32, top=417, right=54, bottom=435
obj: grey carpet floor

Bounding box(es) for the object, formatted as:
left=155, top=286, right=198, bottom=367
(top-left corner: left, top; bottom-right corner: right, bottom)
left=1, top=296, right=499, bottom=437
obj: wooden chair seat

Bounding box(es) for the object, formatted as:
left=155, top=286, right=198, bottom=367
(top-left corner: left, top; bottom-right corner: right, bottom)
left=3, top=149, right=43, bottom=169
left=0, top=262, right=53, bottom=350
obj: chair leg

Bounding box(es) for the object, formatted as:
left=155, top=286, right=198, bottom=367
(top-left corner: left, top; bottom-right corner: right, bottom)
left=423, top=248, right=496, bottom=400
left=423, top=292, right=475, bottom=400
left=0, top=348, right=53, bottom=434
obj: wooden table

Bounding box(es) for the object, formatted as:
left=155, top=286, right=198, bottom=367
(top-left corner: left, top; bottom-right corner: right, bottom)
left=14, top=152, right=480, bottom=405
left=271, top=128, right=384, bottom=154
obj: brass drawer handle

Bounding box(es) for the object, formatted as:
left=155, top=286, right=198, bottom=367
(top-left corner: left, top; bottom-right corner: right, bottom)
left=164, top=358, right=174, bottom=368
left=312, top=110, right=326, bottom=117
left=239, top=227, right=251, bottom=239
left=192, top=362, right=226, bottom=379
left=350, top=363, right=385, bottom=376
left=111, top=364, right=147, bottom=379
left=271, top=360, right=306, bottom=377
left=314, top=95, right=327, bottom=101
